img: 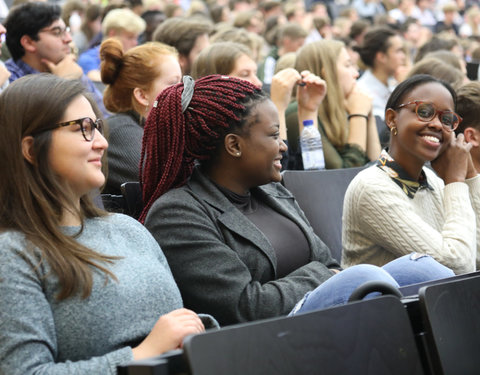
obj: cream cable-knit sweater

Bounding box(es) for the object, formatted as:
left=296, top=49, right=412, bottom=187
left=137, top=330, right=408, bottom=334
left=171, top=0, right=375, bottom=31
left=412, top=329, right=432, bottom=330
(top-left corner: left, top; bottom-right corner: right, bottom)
left=342, top=166, right=480, bottom=275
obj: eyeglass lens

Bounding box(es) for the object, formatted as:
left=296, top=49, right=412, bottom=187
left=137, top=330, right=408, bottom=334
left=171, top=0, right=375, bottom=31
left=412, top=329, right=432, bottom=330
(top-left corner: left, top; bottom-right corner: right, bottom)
left=41, top=26, right=70, bottom=38
left=416, top=102, right=458, bottom=129
left=81, top=118, right=103, bottom=141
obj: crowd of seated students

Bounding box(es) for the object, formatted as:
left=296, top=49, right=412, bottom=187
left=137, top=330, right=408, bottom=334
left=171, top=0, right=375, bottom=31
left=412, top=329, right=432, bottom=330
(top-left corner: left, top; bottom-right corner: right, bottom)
left=1, top=0, right=480, bottom=373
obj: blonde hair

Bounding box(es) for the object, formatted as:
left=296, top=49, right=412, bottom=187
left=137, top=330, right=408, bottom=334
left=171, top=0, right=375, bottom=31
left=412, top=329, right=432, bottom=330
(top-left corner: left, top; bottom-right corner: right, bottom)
left=466, top=6, right=480, bottom=36
left=186, top=0, right=208, bottom=17
left=100, top=38, right=178, bottom=115
left=295, top=40, right=347, bottom=147
left=102, top=8, right=146, bottom=35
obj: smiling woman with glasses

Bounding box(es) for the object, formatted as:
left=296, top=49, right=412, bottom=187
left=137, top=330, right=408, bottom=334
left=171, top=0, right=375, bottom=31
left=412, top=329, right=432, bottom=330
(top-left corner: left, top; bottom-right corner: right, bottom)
left=342, top=74, right=480, bottom=275
left=32, top=116, right=103, bottom=141
left=0, top=74, right=216, bottom=374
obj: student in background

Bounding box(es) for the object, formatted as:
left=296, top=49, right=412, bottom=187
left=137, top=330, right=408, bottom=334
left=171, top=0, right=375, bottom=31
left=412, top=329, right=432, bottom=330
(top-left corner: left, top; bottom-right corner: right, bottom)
left=0, top=23, right=10, bottom=92
left=153, top=17, right=212, bottom=75
left=4, top=2, right=109, bottom=117
left=78, top=8, right=146, bottom=82
left=191, top=41, right=262, bottom=87
left=355, top=26, right=406, bottom=121
left=100, top=38, right=182, bottom=194
left=285, top=40, right=381, bottom=170
left=456, top=82, right=480, bottom=176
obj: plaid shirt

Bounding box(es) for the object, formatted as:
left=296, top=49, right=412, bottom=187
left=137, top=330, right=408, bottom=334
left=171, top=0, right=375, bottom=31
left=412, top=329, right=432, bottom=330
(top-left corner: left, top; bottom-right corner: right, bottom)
left=5, top=58, right=109, bottom=118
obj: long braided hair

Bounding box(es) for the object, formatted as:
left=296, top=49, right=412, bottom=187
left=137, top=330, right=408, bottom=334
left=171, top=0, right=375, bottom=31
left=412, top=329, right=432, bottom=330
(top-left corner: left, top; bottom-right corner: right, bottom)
left=139, top=74, right=267, bottom=222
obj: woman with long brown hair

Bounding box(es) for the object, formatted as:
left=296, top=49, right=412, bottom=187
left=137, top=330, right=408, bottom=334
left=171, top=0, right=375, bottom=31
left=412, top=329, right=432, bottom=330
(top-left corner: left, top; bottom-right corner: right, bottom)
left=0, top=74, right=213, bottom=374
left=286, top=39, right=381, bottom=169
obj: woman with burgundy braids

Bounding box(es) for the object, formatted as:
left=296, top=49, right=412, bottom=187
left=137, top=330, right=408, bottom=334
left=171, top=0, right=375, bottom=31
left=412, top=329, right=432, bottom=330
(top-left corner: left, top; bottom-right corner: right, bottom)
left=140, top=75, right=454, bottom=326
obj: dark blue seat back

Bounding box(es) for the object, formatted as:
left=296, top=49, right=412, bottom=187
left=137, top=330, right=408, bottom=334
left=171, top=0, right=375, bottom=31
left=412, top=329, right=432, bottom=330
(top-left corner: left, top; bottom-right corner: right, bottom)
left=282, top=167, right=365, bottom=262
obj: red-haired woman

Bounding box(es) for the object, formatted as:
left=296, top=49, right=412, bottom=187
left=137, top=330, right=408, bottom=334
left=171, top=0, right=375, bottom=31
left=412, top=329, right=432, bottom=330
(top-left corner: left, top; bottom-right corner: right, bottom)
left=140, top=75, right=454, bottom=326
left=100, top=38, right=181, bottom=194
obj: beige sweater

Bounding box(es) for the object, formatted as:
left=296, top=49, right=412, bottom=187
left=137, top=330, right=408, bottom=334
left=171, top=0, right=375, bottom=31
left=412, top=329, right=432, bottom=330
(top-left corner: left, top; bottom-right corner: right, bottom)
left=342, top=166, right=480, bottom=275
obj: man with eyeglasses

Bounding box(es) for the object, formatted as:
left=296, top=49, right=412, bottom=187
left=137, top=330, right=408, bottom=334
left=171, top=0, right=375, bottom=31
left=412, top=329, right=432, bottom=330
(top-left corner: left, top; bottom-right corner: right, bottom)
left=3, top=2, right=109, bottom=117
left=78, top=8, right=145, bottom=83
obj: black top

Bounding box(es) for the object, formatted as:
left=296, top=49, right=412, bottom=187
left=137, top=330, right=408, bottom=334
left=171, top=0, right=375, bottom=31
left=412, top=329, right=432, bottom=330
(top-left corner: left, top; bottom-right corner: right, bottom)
left=219, top=185, right=311, bottom=278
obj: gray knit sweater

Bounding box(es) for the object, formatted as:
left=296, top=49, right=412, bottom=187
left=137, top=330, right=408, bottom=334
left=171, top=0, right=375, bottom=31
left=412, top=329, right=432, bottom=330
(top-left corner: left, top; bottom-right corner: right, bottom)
left=0, top=214, right=187, bottom=375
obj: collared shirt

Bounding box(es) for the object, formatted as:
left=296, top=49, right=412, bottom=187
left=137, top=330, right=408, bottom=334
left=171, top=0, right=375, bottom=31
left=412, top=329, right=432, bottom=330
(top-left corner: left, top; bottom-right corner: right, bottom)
left=357, top=69, right=396, bottom=120
left=5, top=58, right=109, bottom=118
left=258, top=46, right=279, bottom=85
left=376, top=149, right=433, bottom=199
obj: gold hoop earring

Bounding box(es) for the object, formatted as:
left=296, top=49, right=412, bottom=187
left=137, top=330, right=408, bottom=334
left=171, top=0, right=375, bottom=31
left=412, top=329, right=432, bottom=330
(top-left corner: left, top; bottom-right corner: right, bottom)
left=390, top=126, right=398, bottom=136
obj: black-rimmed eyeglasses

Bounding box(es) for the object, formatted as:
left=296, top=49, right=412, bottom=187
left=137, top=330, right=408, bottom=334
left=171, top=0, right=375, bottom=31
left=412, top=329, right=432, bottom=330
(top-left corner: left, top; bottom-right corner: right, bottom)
left=395, top=101, right=462, bottom=131
left=56, top=117, right=104, bottom=142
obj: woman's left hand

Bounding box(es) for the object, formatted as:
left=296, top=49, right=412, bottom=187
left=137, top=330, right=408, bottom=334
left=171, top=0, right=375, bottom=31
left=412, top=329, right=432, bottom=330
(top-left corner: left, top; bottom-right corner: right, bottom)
left=431, top=132, right=473, bottom=184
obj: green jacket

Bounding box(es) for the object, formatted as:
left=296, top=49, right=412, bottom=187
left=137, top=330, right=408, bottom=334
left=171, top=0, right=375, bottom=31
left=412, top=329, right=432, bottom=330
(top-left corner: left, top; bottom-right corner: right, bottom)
left=285, top=101, right=370, bottom=170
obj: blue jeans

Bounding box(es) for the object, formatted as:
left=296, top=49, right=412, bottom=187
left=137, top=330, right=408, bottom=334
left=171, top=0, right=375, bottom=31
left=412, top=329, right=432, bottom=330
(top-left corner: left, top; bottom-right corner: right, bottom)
left=290, top=253, right=454, bottom=315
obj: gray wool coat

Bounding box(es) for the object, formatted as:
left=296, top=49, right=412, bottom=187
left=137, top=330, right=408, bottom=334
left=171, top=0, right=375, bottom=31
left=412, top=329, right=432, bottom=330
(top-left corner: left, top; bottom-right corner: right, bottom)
left=145, top=167, right=340, bottom=326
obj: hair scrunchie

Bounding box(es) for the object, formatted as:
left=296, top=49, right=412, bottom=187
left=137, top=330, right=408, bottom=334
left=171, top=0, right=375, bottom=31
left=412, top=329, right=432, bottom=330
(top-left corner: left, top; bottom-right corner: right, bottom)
left=181, top=75, right=195, bottom=113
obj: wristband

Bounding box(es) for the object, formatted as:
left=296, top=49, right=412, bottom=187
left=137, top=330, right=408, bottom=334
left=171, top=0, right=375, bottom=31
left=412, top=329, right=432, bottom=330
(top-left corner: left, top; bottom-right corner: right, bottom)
left=348, top=114, right=369, bottom=121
